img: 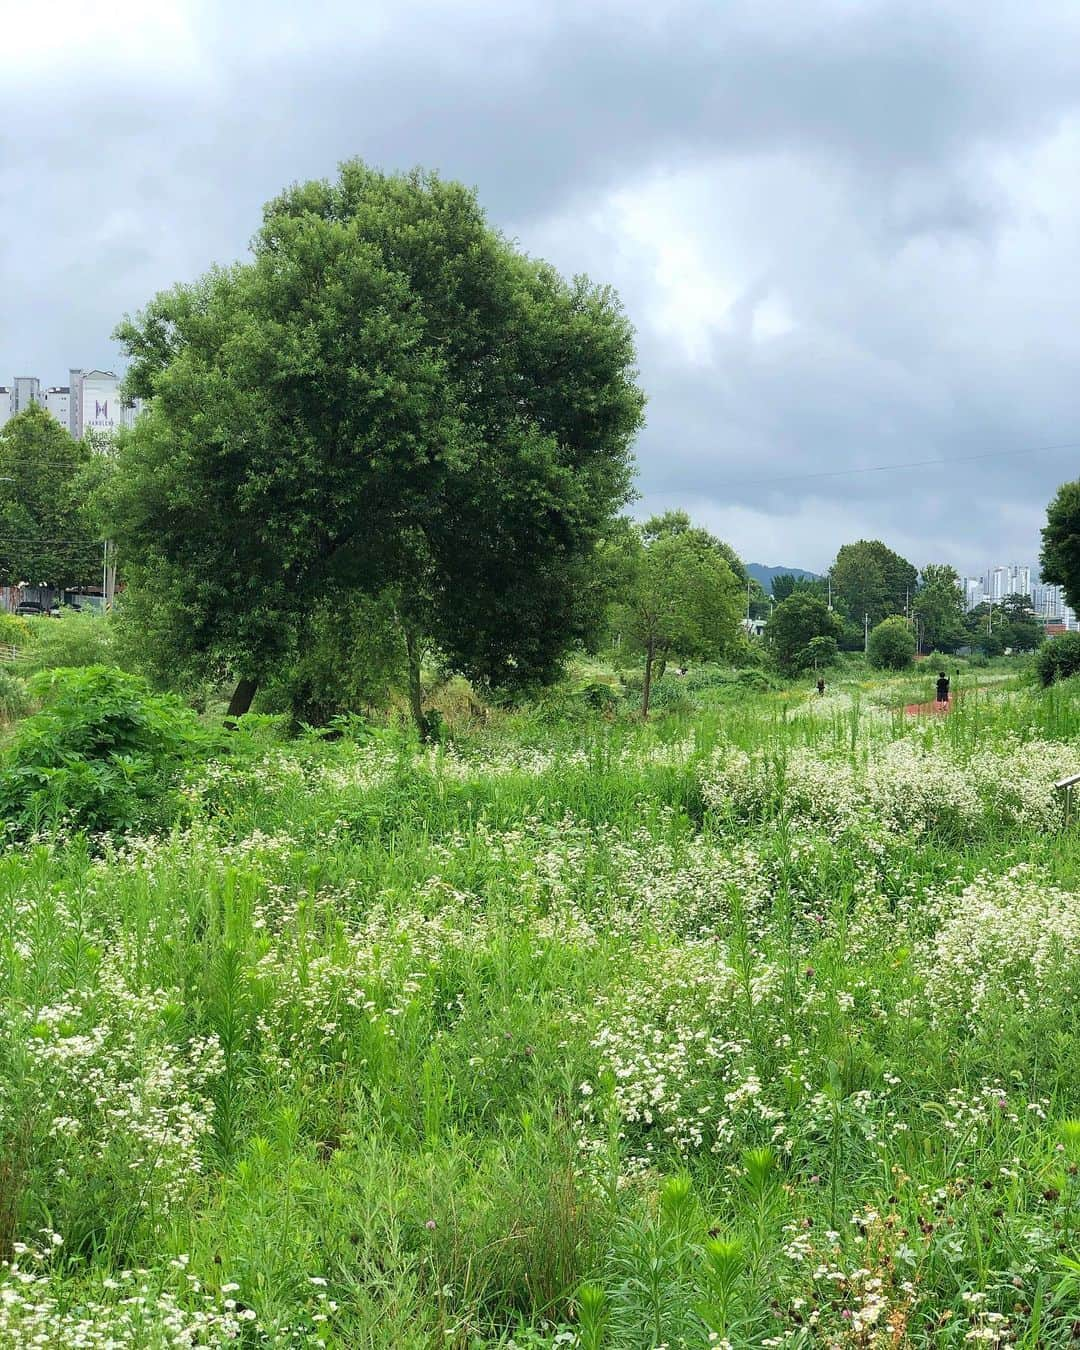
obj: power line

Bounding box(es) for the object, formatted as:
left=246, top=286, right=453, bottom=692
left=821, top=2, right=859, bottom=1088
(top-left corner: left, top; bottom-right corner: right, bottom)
left=716, top=438, right=1080, bottom=489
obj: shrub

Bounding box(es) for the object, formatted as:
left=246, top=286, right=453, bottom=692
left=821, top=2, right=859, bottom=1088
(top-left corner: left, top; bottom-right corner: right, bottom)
left=736, top=668, right=777, bottom=693
left=867, top=616, right=915, bottom=670
left=645, top=679, right=694, bottom=715
left=1036, top=632, right=1080, bottom=686
left=580, top=680, right=621, bottom=714
left=0, top=666, right=210, bottom=837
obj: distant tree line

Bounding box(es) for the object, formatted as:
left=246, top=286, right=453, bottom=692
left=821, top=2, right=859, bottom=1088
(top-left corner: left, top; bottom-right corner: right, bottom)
left=5, top=159, right=1080, bottom=721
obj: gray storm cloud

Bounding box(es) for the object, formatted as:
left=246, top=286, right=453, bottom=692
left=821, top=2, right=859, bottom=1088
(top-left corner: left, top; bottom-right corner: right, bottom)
left=4, top=0, right=1080, bottom=572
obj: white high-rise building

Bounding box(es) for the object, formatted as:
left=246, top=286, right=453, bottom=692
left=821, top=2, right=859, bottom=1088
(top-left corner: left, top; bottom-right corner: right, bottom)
left=1032, top=581, right=1063, bottom=617
left=11, top=377, right=40, bottom=416
left=0, top=370, right=142, bottom=438
left=69, top=369, right=142, bottom=437
left=985, top=564, right=1031, bottom=601
left=962, top=577, right=985, bottom=610
left=43, top=386, right=70, bottom=427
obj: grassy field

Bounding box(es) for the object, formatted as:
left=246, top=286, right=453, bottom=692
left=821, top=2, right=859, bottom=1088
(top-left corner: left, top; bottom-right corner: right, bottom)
left=1, top=663, right=1079, bottom=1346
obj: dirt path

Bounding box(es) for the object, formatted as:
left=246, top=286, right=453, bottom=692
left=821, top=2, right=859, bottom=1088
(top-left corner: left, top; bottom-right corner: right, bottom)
left=903, top=687, right=969, bottom=717
left=904, top=697, right=951, bottom=716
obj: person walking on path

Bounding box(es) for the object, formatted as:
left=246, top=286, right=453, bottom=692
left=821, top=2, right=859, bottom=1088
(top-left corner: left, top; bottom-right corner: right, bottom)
left=935, top=671, right=950, bottom=706
left=816, top=677, right=826, bottom=696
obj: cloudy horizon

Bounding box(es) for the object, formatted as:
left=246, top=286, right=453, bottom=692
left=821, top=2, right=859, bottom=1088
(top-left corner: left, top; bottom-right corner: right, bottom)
left=4, top=0, right=1080, bottom=575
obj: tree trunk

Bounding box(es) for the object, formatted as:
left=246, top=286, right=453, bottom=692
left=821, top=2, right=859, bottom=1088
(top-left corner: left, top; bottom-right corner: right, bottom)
left=405, top=628, right=426, bottom=739
left=225, top=677, right=258, bottom=726
left=641, top=643, right=654, bottom=719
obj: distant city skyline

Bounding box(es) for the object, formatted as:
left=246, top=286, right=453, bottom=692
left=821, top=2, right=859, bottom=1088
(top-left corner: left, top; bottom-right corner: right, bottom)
left=1, top=369, right=143, bottom=439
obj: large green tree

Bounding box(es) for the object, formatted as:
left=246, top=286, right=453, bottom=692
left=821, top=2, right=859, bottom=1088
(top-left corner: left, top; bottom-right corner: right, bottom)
left=1041, top=479, right=1080, bottom=612
left=611, top=525, right=742, bottom=717
left=912, top=563, right=965, bottom=653
left=765, top=592, right=842, bottom=674
left=108, top=162, right=645, bottom=721
left=829, top=540, right=917, bottom=627
left=0, top=406, right=100, bottom=591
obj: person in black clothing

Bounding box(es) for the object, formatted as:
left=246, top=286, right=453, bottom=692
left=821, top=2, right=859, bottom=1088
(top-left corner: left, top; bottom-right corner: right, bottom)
left=936, top=671, right=950, bottom=705
left=816, top=677, right=825, bottom=696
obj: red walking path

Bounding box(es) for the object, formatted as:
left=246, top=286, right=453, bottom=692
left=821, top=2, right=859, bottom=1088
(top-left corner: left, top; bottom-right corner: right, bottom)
left=903, top=688, right=968, bottom=717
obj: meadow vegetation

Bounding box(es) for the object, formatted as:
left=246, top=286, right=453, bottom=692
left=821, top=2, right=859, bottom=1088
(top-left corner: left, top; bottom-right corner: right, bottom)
left=3, top=161, right=1080, bottom=1347
left=0, top=656, right=1077, bottom=1346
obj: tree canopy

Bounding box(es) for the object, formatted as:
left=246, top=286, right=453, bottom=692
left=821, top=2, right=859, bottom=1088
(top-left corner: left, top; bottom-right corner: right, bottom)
left=1041, top=479, right=1080, bottom=614
left=771, top=573, right=827, bottom=604
left=912, top=563, right=965, bottom=654
left=829, top=540, right=917, bottom=627
left=107, top=161, right=645, bottom=719
left=766, top=592, right=842, bottom=673
left=0, top=406, right=100, bottom=591
left=610, top=523, right=742, bottom=716
left=868, top=615, right=916, bottom=670
left=960, top=595, right=1042, bottom=656
left=641, top=510, right=748, bottom=584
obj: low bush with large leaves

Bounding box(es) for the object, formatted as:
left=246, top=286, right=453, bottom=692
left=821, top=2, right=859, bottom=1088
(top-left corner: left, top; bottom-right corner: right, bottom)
left=0, top=666, right=211, bottom=837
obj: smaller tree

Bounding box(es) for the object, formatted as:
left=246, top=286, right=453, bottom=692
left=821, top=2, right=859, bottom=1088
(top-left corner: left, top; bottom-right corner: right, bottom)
left=868, top=615, right=915, bottom=670
left=1041, top=480, right=1080, bottom=613
left=801, top=635, right=838, bottom=670
left=997, top=593, right=1043, bottom=653
left=611, top=527, right=742, bottom=716
left=963, top=602, right=1004, bottom=656
left=772, top=573, right=828, bottom=605
left=912, top=563, right=965, bottom=653
left=747, top=577, right=771, bottom=620
left=0, top=406, right=100, bottom=589
left=766, top=593, right=842, bottom=674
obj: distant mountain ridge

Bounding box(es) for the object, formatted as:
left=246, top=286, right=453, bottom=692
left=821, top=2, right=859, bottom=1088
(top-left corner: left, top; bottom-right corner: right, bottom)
left=746, top=563, right=823, bottom=594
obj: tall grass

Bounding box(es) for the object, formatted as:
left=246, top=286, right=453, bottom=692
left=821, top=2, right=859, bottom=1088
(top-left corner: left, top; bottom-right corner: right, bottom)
left=0, top=671, right=1076, bottom=1343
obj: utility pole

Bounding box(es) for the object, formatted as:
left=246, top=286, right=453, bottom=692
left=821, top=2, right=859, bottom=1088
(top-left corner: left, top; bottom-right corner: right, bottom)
left=101, top=540, right=116, bottom=612
left=827, top=576, right=832, bottom=610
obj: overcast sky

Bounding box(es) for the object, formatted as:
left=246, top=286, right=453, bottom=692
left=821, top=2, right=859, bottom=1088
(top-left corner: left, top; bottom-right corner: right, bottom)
left=4, top=0, right=1080, bottom=574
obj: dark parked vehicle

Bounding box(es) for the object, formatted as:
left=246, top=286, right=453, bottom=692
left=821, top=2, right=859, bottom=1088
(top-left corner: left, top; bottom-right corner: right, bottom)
left=14, top=602, right=43, bottom=616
